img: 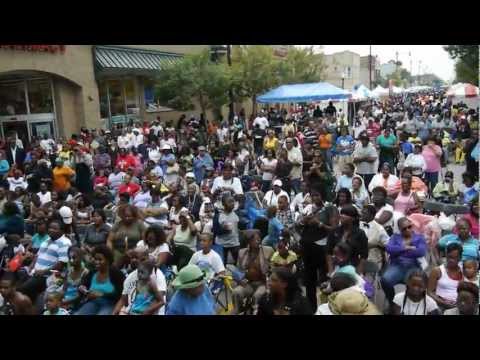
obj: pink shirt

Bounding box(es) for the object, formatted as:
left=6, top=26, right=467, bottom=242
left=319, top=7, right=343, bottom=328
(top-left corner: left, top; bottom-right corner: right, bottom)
left=422, top=145, right=442, bottom=173
left=394, top=191, right=416, bottom=215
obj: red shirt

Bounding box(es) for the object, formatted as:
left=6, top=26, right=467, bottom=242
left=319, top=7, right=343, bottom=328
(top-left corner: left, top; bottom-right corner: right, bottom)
left=116, top=154, right=136, bottom=172
left=118, top=182, right=141, bottom=197
left=93, top=176, right=108, bottom=187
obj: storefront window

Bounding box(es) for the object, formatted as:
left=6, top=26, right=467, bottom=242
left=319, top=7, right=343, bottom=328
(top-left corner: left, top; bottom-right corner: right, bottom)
left=0, top=82, right=27, bottom=116
left=98, top=81, right=110, bottom=119
left=108, top=79, right=125, bottom=116
left=27, top=79, right=53, bottom=114
left=125, top=79, right=138, bottom=114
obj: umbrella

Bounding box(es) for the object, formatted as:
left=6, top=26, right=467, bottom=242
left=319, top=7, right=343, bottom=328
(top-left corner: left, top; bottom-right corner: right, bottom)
left=446, top=83, right=479, bottom=97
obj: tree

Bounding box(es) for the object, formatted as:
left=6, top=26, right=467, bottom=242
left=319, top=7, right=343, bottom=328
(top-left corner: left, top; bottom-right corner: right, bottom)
left=444, top=45, right=479, bottom=84
left=278, top=46, right=326, bottom=84
left=230, top=45, right=282, bottom=116
left=154, top=49, right=231, bottom=121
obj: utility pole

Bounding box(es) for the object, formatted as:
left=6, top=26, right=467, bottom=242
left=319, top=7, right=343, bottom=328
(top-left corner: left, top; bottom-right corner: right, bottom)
left=369, top=45, right=372, bottom=89
left=395, top=51, right=399, bottom=73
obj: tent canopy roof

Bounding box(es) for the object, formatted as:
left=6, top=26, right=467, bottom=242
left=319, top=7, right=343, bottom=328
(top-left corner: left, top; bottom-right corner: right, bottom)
left=257, top=82, right=351, bottom=103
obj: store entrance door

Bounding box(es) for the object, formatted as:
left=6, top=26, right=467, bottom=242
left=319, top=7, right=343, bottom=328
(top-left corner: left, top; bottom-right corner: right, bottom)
left=2, top=120, right=29, bottom=147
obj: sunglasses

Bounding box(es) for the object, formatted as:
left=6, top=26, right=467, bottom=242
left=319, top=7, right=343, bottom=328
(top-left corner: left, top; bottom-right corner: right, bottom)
left=401, top=225, right=413, bottom=231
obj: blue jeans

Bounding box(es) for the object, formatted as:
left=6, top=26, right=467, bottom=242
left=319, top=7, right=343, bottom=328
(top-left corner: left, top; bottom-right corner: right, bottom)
left=74, top=298, right=114, bottom=315
left=290, top=178, right=301, bottom=195
left=381, top=263, right=420, bottom=305
left=424, top=172, right=439, bottom=192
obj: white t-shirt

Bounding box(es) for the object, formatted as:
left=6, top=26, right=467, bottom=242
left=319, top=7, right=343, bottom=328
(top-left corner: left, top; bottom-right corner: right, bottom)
left=108, top=172, right=126, bottom=190
left=253, top=116, right=269, bottom=130
left=7, top=177, right=28, bottom=192
left=261, top=158, right=278, bottom=181
left=122, top=268, right=167, bottom=315
left=136, top=241, right=170, bottom=261
left=374, top=203, right=394, bottom=229
left=263, top=190, right=290, bottom=207
left=189, top=249, right=225, bottom=279
left=37, top=191, right=52, bottom=206
left=148, top=148, right=162, bottom=164
left=211, top=176, right=244, bottom=196
left=393, top=292, right=439, bottom=315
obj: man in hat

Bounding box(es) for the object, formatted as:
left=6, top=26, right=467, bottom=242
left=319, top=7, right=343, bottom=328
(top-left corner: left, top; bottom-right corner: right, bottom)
left=166, top=264, right=216, bottom=315
left=159, top=144, right=175, bottom=175
left=263, top=180, right=290, bottom=208
left=193, top=145, right=214, bottom=185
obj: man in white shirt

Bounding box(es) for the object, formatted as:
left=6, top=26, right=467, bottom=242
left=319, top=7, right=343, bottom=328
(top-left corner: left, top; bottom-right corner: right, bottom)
left=353, top=134, right=378, bottom=190
left=189, top=233, right=225, bottom=281
left=148, top=145, right=162, bottom=164
left=117, top=131, right=130, bottom=150
left=253, top=111, right=269, bottom=131
left=132, top=129, right=144, bottom=149
left=263, top=180, right=290, bottom=207
left=37, top=182, right=52, bottom=206
left=108, top=167, right=126, bottom=193
left=285, top=138, right=303, bottom=194
left=211, top=164, right=244, bottom=198
left=359, top=205, right=389, bottom=269
left=151, top=119, right=163, bottom=137
left=40, top=135, right=56, bottom=155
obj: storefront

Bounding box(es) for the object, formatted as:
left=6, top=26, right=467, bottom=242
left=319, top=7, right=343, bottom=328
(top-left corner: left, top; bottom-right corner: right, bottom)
left=0, top=75, right=57, bottom=145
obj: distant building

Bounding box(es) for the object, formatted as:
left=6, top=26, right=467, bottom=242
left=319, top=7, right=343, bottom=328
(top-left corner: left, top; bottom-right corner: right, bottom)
left=360, top=55, right=380, bottom=89
left=380, top=61, right=397, bottom=78
left=323, top=50, right=361, bottom=90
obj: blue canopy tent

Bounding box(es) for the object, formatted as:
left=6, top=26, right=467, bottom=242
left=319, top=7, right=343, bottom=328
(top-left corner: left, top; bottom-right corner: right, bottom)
left=257, top=82, right=351, bottom=103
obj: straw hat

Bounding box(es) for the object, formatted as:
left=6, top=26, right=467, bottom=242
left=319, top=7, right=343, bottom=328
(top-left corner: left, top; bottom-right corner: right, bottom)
left=328, top=289, right=381, bottom=315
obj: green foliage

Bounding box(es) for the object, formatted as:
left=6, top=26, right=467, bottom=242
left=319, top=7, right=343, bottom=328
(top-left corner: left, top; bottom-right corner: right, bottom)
left=154, top=50, right=231, bottom=116
left=278, top=46, right=326, bottom=84
left=444, top=45, right=479, bottom=84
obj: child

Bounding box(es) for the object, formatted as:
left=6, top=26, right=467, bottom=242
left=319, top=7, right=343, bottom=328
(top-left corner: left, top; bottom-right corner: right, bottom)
left=128, top=260, right=165, bottom=315
left=43, top=291, right=69, bottom=315
left=62, top=247, right=89, bottom=311
left=462, top=259, right=479, bottom=287
left=270, top=238, right=298, bottom=273
left=392, top=270, right=440, bottom=315
left=188, top=233, right=225, bottom=281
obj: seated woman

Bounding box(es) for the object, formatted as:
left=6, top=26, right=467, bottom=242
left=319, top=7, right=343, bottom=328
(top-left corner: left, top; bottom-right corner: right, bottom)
left=136, top=225, right=171, bottom=268
left=456, top=199, right=479, bottom=239
left=232, top=229, right=274, bottom=315
left=62, top=247, right=89, bottom=312
left=393, top=175, right=422, bottom=216
left=75, top=245, right=125, bottom=315
left=371, top=186, right=394, bottom=235
left=392, top=270, right=440, bottom=315
left=459, top=172, right=479, bottom=205
left=256, top=267, right=313, bottom=315
left=428, top=243, right=464, bottom=313
left=387, top=167, right=428, bottom=199
left=167, top=209, right=197, bottom=270
left=432, top=171, right=460, bottom=202
left=334, top=188, right=355, bottom=213
left=381, top=217, right=426, bottom=311
left=438, top=218, right=479, bottom=262
left=360, top=205, right=389, bottom=271
left=270, top=238, right=298, bottom=273
left=351, top=176, right=369, bottom=211
left=443, top=281, right=479, bottom=315
left=368, top=163, right=399, bottom=193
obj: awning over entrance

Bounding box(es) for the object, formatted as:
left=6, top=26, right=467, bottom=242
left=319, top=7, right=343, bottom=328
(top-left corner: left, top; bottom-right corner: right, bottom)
left=94, top=46, right=183, bottom=77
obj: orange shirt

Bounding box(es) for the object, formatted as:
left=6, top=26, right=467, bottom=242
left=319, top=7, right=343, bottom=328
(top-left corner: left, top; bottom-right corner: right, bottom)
left=53, top=165, right=75, bottom=192
left=318, top=134, right=332, bottom=149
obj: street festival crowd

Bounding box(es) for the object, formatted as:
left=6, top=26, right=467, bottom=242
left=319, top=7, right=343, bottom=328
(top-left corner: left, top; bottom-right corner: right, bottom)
left=0, top=89, right=479, bottom=316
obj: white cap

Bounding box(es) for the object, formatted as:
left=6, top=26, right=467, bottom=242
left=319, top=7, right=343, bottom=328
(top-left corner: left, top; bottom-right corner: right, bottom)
left=186, top=172, right=195, bottom=178
left=59, top=206, right=73, bottom=224
left=273, top=179, right=283, bottom=187
left=161, top=144, right=171, bottom=150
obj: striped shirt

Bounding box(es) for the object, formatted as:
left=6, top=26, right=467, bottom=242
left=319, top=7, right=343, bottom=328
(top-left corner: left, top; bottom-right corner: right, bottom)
left=34, top=235, right=71, bottom=272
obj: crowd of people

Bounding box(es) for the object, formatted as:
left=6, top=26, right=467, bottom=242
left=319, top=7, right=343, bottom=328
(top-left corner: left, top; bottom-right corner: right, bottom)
left=0, top=88, right=478, bottom=316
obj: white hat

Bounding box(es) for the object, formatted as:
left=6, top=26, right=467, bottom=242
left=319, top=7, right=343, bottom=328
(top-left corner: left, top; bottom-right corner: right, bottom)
left=273, top=179, right=283, bottom=187
left=161, top=144, right=171, bottom=150
left=186, top=172, right=195, bottom=178
left=59, top=206, right=73, bottom=224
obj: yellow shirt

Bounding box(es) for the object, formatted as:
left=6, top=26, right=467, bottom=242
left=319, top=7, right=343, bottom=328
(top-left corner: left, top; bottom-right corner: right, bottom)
left=271, top=251, right=298, bottom=267
left=53, top=165, right=75, bottom=192
left=264, top=137, right=279, bottom=151
left=408, top=136, right=422, bottom=145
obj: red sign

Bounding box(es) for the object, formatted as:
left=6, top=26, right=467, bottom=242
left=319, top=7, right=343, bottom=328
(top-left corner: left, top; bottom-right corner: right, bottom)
left=0, top=45, right=66, bottom=53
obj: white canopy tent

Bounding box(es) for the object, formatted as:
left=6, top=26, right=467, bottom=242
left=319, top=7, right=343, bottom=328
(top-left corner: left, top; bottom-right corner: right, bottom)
left=371, top=85, right=389, bottom=98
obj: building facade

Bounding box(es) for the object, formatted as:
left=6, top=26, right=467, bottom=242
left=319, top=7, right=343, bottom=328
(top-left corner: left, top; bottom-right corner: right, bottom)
left=323, top=51, right=361, bottom=90
left=380, top=61, right=397, bottom=78
left=359, top=55, right=380, bottom=89
left=0, top=45, right=211, bottom=142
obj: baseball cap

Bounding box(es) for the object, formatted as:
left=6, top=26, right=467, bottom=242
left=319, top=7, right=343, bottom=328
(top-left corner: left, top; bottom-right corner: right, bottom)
left=273, top=179, right=283, bottom=187
left=186, top=172, right=195, bottom=178
left=161, top=144, right=171, bottom=150
left=59, top=206, right=73, bottom=224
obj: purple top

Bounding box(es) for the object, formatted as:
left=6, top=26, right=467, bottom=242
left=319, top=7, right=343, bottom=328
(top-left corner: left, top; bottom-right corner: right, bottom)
left=386, top=233, right=426, bottom=268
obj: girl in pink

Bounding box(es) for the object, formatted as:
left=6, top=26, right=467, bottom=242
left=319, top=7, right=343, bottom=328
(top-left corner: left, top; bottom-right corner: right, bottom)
left=422, top=137, right=442, bottom=191
left=394, top=176, right=421, bottom=216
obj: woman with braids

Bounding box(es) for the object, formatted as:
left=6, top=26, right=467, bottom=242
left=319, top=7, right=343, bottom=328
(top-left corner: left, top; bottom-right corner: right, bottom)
left=392, top=270, right=440, bottom=315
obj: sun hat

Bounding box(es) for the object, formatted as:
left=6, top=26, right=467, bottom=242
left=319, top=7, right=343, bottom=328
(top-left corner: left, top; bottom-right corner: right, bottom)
left=273, top=179, right=283, bottom=187
left=59, top=206, right=73, bottom=224
left=328, top=288, right=381, bottom=315
left=172, top=264, right=206, bottom=290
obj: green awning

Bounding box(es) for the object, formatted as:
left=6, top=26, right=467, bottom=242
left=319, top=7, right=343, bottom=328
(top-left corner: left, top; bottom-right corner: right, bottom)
left=94, top=46, right=183, bottom=75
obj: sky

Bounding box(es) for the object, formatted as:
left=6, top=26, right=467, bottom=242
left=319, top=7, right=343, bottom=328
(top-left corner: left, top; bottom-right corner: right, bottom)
left=313, top=45, right=455, bottom=82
